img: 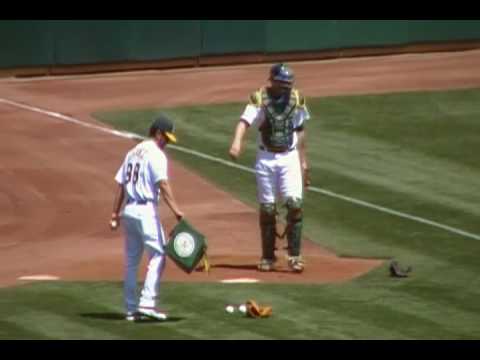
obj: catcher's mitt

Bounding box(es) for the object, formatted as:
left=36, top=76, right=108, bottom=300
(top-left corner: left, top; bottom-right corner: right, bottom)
left=246, top=299, right=272, bottom=318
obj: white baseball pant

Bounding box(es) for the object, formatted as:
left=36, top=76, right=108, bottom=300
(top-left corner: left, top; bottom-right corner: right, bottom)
left=122, top=203, right=166, bottom=313
left=255, top=149, right=303, bottom=204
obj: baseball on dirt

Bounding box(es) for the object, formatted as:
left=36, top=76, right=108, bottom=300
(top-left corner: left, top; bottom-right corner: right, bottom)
left=238, top=304, right=247, bottom=314
left=225, top=305, right=235, bottom=314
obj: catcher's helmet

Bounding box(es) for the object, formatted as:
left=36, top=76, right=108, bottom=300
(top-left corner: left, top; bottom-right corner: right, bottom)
left=269, top=63, right=294, bottom=84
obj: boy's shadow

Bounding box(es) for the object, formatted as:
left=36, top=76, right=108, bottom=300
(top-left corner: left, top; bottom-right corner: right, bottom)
left=80, top=313, right=184, bottom=323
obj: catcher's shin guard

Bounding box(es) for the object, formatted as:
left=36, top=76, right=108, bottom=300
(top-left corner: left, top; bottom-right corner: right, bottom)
left=259, top=203, right=277, bottom=260
left=286, top=197, right=303, bottom=257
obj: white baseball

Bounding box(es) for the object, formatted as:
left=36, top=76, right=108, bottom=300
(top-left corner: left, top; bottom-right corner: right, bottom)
left=225, top=305, right=235, bottom=314
left=110, top=220, right=118, bottom=229
left=238, top=304, right=247, bottom=314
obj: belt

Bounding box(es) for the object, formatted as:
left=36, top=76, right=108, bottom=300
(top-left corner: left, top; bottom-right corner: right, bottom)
left=126, top=198, right=152, bottom=205
left=259, top=145, right=296, bottom=154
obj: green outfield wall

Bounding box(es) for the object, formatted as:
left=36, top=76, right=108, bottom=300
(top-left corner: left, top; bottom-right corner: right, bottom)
left=1, top=20, right=479, bottom=71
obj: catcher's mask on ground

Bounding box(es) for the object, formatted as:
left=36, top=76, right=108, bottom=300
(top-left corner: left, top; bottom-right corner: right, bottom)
left=149, top=115, right=177, bottom=144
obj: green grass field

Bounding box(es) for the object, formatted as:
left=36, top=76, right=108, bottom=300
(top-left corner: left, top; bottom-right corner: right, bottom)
left=2, top=88, right=480, bottom=339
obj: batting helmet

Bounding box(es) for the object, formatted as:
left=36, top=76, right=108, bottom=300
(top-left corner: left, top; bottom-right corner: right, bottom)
left=269, top=63, right=294, bottom=84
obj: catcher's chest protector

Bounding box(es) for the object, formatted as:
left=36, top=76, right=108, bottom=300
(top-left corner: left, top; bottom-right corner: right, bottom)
left=259, top=89, right=299, bottom=152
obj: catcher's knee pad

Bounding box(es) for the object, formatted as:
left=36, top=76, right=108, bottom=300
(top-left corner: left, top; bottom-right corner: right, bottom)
left=286, top=197, right=303, bottom=222
left=260, top=203, right=276, bottom=223
left=259, top=203, right=276, bottom=260
left=285, top=197, right=303, bottom=257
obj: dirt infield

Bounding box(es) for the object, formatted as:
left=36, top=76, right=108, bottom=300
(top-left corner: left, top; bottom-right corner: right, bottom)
left=1, top=49, right=480, bottom=287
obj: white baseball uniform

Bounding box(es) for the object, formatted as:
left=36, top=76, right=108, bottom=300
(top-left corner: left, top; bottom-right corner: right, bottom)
left=240, top=102, right=310, bottom=204
left=115, top=139, right=168, bottom=313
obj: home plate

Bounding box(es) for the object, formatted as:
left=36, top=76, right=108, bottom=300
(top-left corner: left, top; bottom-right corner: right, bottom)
left=220, top=278, right=260, bottom=284
left=17, top=275, right=60, bottom=281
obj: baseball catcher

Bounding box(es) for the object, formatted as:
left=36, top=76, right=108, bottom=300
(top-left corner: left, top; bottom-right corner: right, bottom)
left=229, top=63, right=311, bottom=273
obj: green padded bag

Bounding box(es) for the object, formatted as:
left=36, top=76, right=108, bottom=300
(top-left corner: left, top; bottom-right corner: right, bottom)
left=165, top=219, right=209, bottom=274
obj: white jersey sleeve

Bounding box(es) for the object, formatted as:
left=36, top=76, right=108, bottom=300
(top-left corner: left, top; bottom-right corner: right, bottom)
left=240, top=104, right=261, bottom=127
left=150, top=150, right=168, bottom=184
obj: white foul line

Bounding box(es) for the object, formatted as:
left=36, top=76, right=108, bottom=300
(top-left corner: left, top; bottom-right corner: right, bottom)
left=1, top=97, right=479, bottom=242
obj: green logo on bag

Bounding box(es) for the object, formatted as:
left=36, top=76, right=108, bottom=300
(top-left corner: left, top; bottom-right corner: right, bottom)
left=173, top=232, right=195, bottom=258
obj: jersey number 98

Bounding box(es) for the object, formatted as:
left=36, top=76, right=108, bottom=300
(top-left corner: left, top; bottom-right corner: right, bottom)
left=125, top=163, right=140, bottom=185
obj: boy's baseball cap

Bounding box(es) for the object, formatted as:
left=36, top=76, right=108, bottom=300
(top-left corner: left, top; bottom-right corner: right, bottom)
left=149, top=114, right=177, bottom=143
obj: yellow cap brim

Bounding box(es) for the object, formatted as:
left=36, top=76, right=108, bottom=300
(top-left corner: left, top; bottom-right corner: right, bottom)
left=165, top=132, right=177, bottom=143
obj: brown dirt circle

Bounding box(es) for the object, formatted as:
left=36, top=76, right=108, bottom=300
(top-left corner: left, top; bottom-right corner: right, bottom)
left=1, top=49, right=480, bottom=287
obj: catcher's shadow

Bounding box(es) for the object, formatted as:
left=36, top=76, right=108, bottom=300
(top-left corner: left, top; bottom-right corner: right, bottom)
left=80, top=313, right=184, bottom=323
left=204, top=264, right=294, bottom=274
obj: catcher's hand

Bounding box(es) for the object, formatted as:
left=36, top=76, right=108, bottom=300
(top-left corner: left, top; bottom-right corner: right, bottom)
left=229, top=144, right=241, bottom=161
left=303, top=167, right=311, bottom=188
